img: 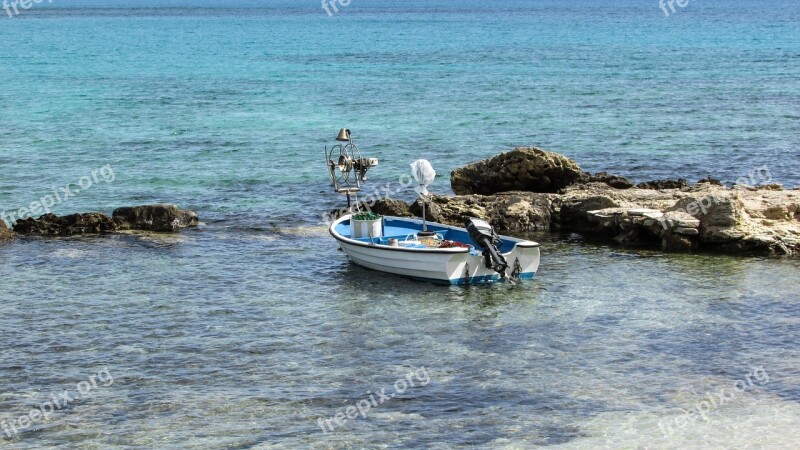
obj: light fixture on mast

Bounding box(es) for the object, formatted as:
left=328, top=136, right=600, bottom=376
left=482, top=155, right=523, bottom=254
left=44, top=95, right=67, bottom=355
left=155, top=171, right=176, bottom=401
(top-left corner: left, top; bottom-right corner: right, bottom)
left=324, top=128, right=378, bottom=207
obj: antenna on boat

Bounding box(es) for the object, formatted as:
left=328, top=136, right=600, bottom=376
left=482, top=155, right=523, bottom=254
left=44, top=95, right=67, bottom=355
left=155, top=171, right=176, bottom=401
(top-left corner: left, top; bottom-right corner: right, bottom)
left=324, top=128, right=378, bottom=207
left=411, top=159, right=436, bottom=237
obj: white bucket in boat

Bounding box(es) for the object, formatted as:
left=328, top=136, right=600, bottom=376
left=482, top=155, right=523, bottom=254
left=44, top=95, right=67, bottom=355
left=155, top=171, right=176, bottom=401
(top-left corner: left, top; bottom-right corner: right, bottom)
left=351, top=218, right=382, bottom=239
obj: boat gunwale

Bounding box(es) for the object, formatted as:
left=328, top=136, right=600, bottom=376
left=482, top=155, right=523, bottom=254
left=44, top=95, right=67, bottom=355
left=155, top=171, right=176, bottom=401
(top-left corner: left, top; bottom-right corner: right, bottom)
left=329, top=214, right=540, bottom=254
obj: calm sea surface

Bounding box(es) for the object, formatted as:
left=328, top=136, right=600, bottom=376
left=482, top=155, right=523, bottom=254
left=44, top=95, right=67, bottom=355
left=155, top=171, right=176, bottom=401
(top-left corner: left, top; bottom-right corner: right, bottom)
left=1, top=0, right=799, bottom=448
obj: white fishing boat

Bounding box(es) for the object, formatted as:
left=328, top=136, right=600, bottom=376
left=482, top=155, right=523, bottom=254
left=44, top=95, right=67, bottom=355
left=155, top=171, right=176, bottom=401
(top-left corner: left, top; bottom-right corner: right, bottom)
left=323, top=128, right=540, bottom=285
left=329, top=214, right=540, bottom=285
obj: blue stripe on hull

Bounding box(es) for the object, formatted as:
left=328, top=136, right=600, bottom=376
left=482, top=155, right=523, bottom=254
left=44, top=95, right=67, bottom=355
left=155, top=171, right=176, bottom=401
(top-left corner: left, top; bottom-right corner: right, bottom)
left=348, top=259, right=536, bottom=286
left=400, top=272, right=537, bottom=286
left=448, top=271, right=536, bottom=285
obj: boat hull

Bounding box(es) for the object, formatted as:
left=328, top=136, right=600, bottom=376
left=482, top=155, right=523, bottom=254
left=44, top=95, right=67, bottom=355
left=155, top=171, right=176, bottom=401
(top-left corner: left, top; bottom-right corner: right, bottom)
left=330, top=215, right=540, bottom=285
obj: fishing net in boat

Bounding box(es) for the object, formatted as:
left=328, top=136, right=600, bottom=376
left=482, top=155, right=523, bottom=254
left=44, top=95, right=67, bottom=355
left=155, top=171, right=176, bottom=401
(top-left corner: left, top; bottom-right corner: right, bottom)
left=417, top=236, right=472, bottom=249
left=438, top=240, right=472, bottom=249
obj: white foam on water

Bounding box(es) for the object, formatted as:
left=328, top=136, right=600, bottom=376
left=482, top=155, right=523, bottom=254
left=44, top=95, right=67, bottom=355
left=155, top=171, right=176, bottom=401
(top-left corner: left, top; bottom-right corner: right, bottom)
left=114, top=344, right=147, bottom=354
left=547, top=393, right=800, bottom=450
left=275, top=226, right=329, bottom=238
left=49, top=248, right=89, bottom=259
left=369, top=411, right=426, bottom=422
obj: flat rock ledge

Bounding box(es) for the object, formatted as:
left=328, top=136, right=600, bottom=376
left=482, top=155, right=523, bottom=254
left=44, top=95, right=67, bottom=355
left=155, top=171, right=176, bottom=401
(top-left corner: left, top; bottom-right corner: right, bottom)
left=372, top=184, right=799, bottom=257
left=7, top=204, right=198, bottom=238
left=556, top=183, right=800, bottom=256
left=371, top=148, right=800, bottom=257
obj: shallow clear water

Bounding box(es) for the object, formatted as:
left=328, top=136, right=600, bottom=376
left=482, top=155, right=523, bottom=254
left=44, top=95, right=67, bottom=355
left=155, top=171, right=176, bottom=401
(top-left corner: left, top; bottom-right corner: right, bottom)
left=1, top=0, right=799, bottom=448
left=1, top=231, right=799, bottom=448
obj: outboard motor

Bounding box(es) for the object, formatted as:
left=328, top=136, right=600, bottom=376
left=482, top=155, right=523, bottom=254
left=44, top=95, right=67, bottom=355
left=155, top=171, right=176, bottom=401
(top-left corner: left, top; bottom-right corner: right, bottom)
left=465, top=218, right=508, bottom=276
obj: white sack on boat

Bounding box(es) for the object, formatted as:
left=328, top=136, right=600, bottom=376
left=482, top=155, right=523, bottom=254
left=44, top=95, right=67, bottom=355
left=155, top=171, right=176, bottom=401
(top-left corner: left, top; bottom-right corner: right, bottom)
left=411, top=159, right=436, bottom=196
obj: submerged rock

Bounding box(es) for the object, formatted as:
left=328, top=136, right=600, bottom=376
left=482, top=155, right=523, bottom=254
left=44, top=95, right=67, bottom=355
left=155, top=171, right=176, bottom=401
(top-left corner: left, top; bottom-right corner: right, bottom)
left=10, top=204, right=199, bottom=236
left=636, top=179, right=689, bottom=190
left=113, top=204, right=198, bottom=232
left=450, top=147, right=583, bottom=195
left=13, top=213, right=117, bottom=236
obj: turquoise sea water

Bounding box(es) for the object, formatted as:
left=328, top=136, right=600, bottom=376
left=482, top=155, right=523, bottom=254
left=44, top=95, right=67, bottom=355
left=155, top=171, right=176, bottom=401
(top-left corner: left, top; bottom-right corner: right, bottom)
left=1, top=0, right=799, bottom=448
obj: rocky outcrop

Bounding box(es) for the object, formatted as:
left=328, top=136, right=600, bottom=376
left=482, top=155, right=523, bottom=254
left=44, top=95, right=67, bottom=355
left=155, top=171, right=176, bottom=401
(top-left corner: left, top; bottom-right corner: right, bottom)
left=10, top=205, right=199, bottom=236
left=372, top=194, right=551, bottom=233
left=374, top=183, right=800, bottom=256
left=407, top=192, right=552, bottom=232
left=13, top=213, right=117, bottom=236
left=555, top=183, right=800, bottom=256
left=369, top=198, right=413, bottom=218
left=374, top=148, right=800, bottom=257
left=113, top=204, right=198, bottom=232
left=450, top=147, right=583, bottom=195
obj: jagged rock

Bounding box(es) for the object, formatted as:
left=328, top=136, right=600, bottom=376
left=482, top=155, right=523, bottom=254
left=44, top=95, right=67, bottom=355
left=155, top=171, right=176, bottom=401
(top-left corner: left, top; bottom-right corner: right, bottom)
left=636, top=179, right=689, bottom=190
left=483, top=192, right=552, bottom=231
left=661, top=211, right=701, bottom=229
left=583, top=171, right=634, bottom=189
left=665, top=193, right=747, bottom=243
left=13, top=213, right=117, bottom=236
left=368, top=198, right=413, bottom=217
left=556, top=193, right=620, bottom=232
left=763, top=206, right=791, bottom=221
left=698, top=177, right=722, bottom=186
left=113, top=204, right=198, bottom=232
left=410, top=194, right=486, bottom=226
left=0, top=220, right=14, bottom=241
left=375, top=192, right=552, bottom=233
left=662, top=232, right=696, bottom=252
left=450, top=147, right=583, bottom=195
